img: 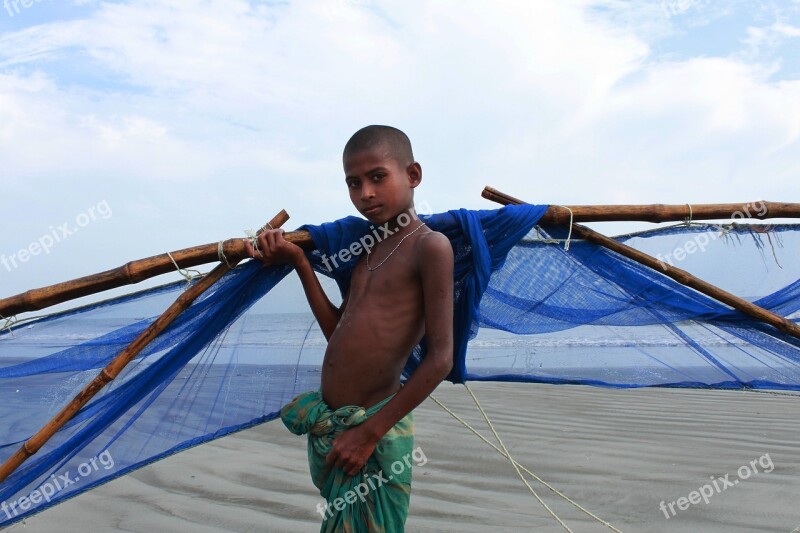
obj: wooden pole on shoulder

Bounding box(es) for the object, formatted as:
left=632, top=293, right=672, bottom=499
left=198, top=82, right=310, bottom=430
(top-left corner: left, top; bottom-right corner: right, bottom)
left=481, top=187, right=800, bottom=341
left=0, top=228, right=313, bottom=317
left=0, top=211, right=289, bottom=484
left=483, top=186, right=800, bottom=224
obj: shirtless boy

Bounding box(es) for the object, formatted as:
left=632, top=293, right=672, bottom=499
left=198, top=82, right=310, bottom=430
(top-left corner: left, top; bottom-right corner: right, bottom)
left=246, top=125, right=454, bottom=531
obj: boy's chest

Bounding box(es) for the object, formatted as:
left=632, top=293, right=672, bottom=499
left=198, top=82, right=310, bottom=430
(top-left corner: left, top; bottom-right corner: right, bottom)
left=348, top=254, right=419, bottom=299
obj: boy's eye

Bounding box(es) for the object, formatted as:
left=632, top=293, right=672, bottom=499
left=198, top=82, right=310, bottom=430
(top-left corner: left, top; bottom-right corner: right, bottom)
left=371, top=174, right=384, bottom=181
left=346, top=180, right=359, bottom=189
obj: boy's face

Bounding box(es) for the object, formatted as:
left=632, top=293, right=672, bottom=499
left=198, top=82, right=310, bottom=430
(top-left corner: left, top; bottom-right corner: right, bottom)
left=343, top=144, right=420, bottom=225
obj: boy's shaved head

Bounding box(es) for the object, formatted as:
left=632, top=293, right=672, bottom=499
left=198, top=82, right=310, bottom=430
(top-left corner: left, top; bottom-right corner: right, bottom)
left=344, top=125, right=414, bottom=168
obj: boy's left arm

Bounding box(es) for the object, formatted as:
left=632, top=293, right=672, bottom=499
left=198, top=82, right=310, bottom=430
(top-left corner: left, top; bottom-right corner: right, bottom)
left=327, top=231, right=454, bottom=475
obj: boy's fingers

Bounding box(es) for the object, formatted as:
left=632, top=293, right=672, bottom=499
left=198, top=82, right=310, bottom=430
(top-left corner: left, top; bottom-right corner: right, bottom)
left=325, top=449, right=337, bottom=465
left=329, top=454, right=349, bottom=473
left=347, top=464, right=361, bottom=477
left=266, top=231, right=278, bottom=250
left=267, top=229, right=288, bottom=250
left=327, top=449, right=353, bottom=473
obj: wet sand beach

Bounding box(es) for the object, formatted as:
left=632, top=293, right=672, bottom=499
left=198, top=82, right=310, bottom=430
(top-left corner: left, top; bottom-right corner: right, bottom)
left=14, top=382, right=800, bottom=532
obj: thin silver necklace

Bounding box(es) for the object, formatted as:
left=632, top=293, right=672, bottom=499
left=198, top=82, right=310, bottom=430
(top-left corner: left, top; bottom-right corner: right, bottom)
left=366, top=222, right=427, bottom=271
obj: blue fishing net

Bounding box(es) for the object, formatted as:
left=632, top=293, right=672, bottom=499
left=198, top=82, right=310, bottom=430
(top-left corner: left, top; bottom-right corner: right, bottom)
left=1, top=205, right=798, bottom=525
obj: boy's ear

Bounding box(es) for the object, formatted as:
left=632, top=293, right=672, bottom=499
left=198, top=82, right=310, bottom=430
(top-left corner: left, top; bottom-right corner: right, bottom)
left=407, top=162, right=422, bottom=188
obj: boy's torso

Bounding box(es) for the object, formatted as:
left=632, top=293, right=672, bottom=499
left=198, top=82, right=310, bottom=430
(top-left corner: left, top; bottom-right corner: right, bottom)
left=321, top=228, right=430, bottom=409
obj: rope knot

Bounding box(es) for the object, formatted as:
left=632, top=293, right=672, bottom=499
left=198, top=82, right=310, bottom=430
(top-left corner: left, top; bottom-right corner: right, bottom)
left=1, top=314, right=18, bottom=337
left=243, top=230, right=263, bottom=259
left=166, top=252, right=202, bottom=285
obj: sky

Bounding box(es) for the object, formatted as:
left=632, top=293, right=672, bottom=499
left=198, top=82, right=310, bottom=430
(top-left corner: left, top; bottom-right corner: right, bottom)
left=1, top=0, right=799, bottom=315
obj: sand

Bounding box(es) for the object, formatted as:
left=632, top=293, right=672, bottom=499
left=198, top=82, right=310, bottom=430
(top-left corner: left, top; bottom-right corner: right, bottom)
left=7, top=382, right=800, bottom=532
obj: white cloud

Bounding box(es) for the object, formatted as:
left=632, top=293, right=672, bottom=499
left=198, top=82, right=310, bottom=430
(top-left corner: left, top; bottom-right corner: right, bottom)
left=1, top=0, right=799, bottom=299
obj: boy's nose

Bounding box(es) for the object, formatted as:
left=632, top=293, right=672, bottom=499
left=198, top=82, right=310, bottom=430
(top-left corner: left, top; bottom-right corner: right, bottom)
left=361, top=184, right=376, bottom=201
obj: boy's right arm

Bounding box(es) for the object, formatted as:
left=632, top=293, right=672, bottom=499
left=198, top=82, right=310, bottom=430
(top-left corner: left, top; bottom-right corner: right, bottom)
left=245, top=230, right=343, bottom=339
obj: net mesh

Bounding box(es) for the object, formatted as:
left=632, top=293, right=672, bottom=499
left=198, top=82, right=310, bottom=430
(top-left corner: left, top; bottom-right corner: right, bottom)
left=1, top=205, right=798, bottom=525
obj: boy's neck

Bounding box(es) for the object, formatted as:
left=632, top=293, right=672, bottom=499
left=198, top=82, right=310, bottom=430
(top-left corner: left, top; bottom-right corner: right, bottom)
left=378, top=207, right=422, bottom=238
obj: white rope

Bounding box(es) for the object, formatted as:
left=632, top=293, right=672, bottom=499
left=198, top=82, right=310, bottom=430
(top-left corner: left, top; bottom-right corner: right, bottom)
left=462, top=383, right=573, bottom=532
left=528, top=207, right=575, bottom=250
left=221, top=222, right=275, bottom=267
left=1, top=314, right=18, bottom=337
left=555, top=205, right=575, bottom=251
left=429, top=392, right=622, bottom=532
left=685, top=204, right=693, bottom=226
left=166, top=252, right=202, bottom=284
left=244, top=230, right=263, bottom=258
left=217, top=241, right=236, bottom=268
left=529, top=227, right=585, bottom=246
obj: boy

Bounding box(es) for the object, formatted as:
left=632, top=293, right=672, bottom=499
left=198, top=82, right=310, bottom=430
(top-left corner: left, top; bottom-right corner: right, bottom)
left=246, top=125, right=454, bottom=531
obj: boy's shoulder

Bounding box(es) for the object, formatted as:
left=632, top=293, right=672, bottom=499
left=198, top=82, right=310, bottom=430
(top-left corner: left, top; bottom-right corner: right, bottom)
left=413, top=229, right=453, bottom=267
left=416, top=228, right=449, bottom=246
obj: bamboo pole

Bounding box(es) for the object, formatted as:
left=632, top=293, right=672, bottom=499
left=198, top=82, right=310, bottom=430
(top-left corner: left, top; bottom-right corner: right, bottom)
left=0, top=211, right=289, bottom=484
left=483, top=187, right=800, bottom=225
left=3, top=195, right=800, bottom=318
left=0, top=230, right=314, bottom=317
left=481, top=187, right=800, bottom=341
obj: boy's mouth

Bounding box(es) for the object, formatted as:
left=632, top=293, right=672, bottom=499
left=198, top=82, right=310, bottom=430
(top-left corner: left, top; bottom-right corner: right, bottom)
left=363, top=205, right=382, bottom=216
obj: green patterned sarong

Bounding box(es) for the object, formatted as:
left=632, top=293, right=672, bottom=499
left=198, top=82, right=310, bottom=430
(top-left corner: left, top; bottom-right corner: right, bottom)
left=280, top=391, right=414, bottom=532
